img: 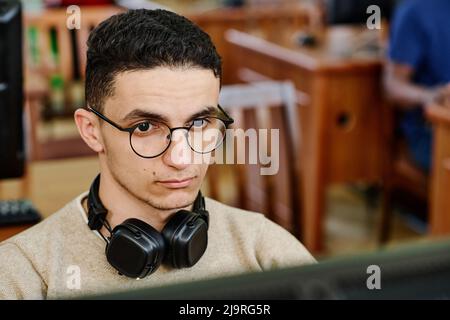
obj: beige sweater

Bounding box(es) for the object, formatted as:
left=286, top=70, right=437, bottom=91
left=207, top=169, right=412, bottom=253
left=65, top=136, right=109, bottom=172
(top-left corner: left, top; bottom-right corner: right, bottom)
left=0, top=192, right=315, bottom=299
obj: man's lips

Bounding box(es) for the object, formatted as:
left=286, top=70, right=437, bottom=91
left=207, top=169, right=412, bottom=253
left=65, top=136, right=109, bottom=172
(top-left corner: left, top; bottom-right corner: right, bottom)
left=157, top=177, right=195, bottom=189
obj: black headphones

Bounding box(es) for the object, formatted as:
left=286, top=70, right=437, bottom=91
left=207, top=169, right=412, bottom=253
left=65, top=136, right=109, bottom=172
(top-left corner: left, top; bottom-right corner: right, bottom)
left=87, top=174, right=209, bottom=279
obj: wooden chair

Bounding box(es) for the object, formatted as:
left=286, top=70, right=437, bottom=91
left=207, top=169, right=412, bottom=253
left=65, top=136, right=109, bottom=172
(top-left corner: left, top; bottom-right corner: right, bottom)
left=203, top=80, right=302, bottom=235
left=379, top=103, right=429, bottom=243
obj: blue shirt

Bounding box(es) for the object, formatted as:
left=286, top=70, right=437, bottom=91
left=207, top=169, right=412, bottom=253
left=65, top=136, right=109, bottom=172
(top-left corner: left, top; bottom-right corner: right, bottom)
left=388, top=0, right=450, bottom=171
left=389, top=0, right=450, bottom=87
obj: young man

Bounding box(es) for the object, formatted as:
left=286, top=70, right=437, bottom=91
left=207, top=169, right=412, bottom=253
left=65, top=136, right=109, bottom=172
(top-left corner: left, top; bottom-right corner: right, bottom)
left=384, top=0, right=450, bottom=172
left=0, top=9, right=315, bottom=299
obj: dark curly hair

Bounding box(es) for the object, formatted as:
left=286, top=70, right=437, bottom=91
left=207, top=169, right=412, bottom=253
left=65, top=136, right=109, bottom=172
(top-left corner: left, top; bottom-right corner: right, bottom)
left=85, top=9, right=222, bottom=112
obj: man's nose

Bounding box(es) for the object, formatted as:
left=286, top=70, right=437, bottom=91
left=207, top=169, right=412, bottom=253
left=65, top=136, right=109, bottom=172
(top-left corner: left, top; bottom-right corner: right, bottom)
left=162, top=129, right=192, bottom=169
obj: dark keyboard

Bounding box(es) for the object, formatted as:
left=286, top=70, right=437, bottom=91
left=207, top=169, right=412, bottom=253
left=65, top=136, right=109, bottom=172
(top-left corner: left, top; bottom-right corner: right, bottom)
left=0, top=199, right=41, bottom=226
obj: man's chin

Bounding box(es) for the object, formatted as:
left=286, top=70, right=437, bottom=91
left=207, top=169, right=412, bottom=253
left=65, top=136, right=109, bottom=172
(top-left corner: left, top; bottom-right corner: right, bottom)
left=146, top=188, right=199, bottom=211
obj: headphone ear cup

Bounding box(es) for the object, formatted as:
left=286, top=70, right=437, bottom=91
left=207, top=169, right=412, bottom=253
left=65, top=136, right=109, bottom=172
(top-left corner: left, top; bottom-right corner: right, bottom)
left=106, top=218, right=166, bottom=278
left=162, top=210, right=208, bottom=269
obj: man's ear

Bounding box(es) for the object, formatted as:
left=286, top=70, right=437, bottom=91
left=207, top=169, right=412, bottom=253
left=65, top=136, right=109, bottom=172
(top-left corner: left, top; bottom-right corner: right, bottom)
left=74, top=107, right=104, bottom=153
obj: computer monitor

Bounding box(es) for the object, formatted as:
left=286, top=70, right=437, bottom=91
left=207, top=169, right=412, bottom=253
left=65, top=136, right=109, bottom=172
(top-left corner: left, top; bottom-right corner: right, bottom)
left=84, top=239, right=450, bottom=299
left=325, top=0, right=399, bottom=25
left=0, top=0, right=25, bottom=179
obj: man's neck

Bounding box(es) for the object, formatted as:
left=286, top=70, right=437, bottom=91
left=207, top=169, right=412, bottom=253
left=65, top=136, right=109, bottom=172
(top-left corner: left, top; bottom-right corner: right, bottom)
left=91, top=172, right=193, bottom=235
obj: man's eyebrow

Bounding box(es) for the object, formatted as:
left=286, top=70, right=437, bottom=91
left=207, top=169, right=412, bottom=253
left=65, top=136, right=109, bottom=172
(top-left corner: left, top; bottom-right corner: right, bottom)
left=185, top=106, right=218, bottom=122
left=121, top=106, right=218, bottom=124
left=121, top=109, right=169, bottom=123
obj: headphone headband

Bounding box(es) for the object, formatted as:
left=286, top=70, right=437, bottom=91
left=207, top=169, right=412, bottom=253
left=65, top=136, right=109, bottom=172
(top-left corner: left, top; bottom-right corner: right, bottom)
left=87, top=174, right=107, bottom=230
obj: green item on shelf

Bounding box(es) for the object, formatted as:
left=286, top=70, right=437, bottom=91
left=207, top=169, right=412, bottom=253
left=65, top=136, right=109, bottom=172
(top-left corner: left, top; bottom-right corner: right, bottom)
left=49, top=27, right=59, bottom=65
left=49, top=73, right=65, bottom=115
left=28, top=26, right=40, bottom=65
left=50, top=74, right=64, bottom=89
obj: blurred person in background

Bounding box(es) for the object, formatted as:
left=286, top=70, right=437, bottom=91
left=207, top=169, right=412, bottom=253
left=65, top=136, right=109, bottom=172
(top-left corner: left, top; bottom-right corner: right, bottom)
left=384, top=0, right=450, bottom=172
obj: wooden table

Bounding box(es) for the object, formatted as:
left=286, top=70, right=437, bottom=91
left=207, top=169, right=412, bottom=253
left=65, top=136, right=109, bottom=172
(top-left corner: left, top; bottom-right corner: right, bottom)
left=225, top=27, right=385, bottom=253
left=0, top=224, right=35, bottom=243
left=426, top=102, right=450, bottom=236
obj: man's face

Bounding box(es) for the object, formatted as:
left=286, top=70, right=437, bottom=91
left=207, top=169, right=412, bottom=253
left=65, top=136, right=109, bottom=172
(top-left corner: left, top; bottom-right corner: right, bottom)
left=98, top=67, right=220, bottom=210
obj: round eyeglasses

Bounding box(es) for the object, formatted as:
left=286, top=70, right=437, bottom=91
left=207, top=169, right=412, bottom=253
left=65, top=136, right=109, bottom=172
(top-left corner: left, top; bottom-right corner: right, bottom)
left=87, top=106, right=234, bottom=159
